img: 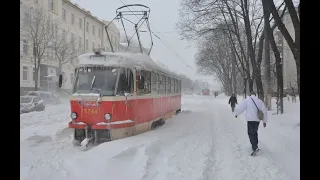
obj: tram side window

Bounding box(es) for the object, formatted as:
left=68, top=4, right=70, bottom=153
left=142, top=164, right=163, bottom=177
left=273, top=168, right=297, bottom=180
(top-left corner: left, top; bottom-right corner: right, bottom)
left=159, top=75, right=166, bottom=94
left=166, top=77, right=171, bottom=93
left=117, top=68, right=133, bottom=95
left=171, top=78, right=175, bottom=93
left=156, top=73, right=160, bottom=94
left=178, top=80, right=181, bottom=93
left=174, top=79, right=178, bottom=93
left=138, top=70, right=151, bottom=94
left=151, top=72, right=158, bottom=94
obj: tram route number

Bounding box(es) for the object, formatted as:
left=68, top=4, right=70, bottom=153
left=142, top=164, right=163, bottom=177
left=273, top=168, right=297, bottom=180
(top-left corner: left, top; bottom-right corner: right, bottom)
left=83, top=108, right=98, bottom=114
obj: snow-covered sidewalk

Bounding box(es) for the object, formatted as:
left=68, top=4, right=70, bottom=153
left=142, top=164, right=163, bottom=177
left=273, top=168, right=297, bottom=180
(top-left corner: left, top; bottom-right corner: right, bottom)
left=20, top=95, right=300, bottom=180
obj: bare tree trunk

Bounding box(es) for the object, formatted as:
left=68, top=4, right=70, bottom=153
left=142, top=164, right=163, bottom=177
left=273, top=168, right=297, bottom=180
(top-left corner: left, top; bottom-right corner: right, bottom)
left=296, top=59, right=300, bottom=98
left=263, top=0, right=284, bottom=114
left=228, top=78, right=233, bottom=95
left=263, top=5, right=272, bottom=110
left=266, top=0, right=300, bottom=98
left=264, top=32, right=272, bottom=110
left=255, top=70, right=264, bottom=101
left=33, top=46, right=38, bottom=91
left=58, top=59, right=62, bottom=75
left=34, top=62, right=38, bottom=91
left=248, top=78, right=254, bottom=92
left=244, top=78, right=247, bottom=98
left=241, top=0, right=263, bottom=99
left=231, top=46, right=237, bottom=94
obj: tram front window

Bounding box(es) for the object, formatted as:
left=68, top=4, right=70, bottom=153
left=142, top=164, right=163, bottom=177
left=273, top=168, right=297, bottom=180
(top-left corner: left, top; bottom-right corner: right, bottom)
left=73, top=67, right=118, bottom=96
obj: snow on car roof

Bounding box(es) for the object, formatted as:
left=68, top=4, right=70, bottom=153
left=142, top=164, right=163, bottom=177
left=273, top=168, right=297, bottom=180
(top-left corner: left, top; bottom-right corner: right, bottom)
left=76, top=52, right=181, bottom=79
left=28, top=91, right=57, bottom=95
left=20, top=96, right=37, bottom=99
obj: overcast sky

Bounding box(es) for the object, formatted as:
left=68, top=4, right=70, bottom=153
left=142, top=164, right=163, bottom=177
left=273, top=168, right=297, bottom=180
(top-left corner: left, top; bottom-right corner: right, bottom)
left=74, top=0, right=219, bottom=88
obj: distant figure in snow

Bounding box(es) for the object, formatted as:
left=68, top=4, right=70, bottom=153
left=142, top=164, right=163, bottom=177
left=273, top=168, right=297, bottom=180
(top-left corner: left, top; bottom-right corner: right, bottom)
left=228, top=93, right=237, bottom=112
left=287, top=94, right=290, bottom=101
left=292, top=94, right=296, bottom=103
left=235, top=91, right=268, bottom=152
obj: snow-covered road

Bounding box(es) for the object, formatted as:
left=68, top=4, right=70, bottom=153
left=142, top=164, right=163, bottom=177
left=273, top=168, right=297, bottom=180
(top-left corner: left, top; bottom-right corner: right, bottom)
left=20, top=95, right=300, bottom=180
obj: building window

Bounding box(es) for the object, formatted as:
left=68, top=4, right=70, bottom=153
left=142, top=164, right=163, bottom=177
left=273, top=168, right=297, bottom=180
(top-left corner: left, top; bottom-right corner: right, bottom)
left=62, top=72, right=66, bottom=83
left=86, top=39, right=88, bottom=50
left=98, top=28, right=101, bottom=38
left=71, top=13, right=74, bottom=24
left=86, top=22, right=89, bottom=32
left=79, top=18, right=82, bottom=28
left=70, top=73, right=74, bottom=84
left=92, top=25, right=95, bottom=35
left=92, top=42, right=95, bottom=49
left=79, top=36, right=82, bottom=48
left=51, top=23, right=56, bottom=36
left=62, top=8, right=66, bottom=21
left=48, top=0, right=54, bottom=11
left=71, top=33, right=75, bottom=43
left=22, top=40, right=28, bottom=54
left=98, top=44, right=100, bottom=48
left=23, top=66, right=28, bottom=80
left=33, top=68, right=36, bottom=81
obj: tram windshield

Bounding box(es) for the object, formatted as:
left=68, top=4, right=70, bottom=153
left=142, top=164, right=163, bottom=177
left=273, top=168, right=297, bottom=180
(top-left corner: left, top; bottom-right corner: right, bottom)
left=73, top=66, right=118, bottom=96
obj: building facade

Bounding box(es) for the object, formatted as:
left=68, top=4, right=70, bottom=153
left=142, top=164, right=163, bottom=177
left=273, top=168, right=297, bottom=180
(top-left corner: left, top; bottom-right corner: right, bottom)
left=262, top=10, right=298, bottom=96
left=20, top=0, right=120, bottom=95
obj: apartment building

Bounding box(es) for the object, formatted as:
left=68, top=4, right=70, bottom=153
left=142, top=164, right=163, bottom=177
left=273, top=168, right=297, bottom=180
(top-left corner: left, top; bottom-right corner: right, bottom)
left=20, top=0, right=120, bottom=95
left=261, top=9, right=298, bottom=96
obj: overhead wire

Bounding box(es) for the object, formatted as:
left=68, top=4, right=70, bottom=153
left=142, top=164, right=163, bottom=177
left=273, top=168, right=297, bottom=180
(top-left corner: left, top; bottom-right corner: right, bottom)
left=119, top=0, right=192, bottom=68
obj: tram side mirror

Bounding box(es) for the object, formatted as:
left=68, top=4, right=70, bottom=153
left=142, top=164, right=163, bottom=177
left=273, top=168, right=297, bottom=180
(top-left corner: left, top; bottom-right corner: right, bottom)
left=58, top=74, right=63, bottom=88
left=138, top=76, right=145, bottom=89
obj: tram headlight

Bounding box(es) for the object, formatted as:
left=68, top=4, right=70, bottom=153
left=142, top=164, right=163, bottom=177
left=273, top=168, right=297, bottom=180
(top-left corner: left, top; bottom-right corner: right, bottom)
left=71, top=112, right=77, bottom=119
left=104, top=113, right=111, bottom=120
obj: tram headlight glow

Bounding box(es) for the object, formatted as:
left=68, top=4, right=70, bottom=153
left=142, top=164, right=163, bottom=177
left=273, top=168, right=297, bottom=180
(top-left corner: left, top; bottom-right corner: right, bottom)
left=71, top=112, right=77, bottom=119
left=104, top=113, right=111, bottom=120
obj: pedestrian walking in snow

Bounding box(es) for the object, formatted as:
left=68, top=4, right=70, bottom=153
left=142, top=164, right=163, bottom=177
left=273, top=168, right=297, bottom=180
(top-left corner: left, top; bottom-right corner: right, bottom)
left=234, top=91, right=268, bottom=155
left=228, top=93, right=237, bottom=112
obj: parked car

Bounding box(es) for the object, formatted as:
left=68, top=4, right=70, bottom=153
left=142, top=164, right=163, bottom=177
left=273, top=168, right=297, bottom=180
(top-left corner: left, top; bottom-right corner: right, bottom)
left=26, top=91, right=60, bottom=105
left=20, top=96, right=45, bottom=114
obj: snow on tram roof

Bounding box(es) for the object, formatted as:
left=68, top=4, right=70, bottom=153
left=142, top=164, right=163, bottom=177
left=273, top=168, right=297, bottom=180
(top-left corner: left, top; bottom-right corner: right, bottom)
left=77, top=52, right=180, bottom=78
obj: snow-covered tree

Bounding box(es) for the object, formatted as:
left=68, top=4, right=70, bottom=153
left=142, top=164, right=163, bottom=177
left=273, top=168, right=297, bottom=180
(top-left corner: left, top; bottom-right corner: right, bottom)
left=20, top=4, right=59, bottom=90
left=52, top=29, right=83, bottom=74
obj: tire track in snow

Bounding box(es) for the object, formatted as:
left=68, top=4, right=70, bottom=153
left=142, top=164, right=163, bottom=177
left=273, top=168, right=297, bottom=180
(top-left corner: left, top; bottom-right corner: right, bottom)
left=202, top=101, right=291, bottom=180
left=139, top=107, right=213, bottom=180
left=21, top=103, right=82, bottom=180
left=200, top=112, right=217, bottom=180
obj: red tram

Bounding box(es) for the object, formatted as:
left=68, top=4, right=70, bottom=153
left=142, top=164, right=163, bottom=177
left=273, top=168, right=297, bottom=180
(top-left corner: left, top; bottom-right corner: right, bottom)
left=202, top=89, right=210, bottom=96
left=61, top=50, right=182, bottom=146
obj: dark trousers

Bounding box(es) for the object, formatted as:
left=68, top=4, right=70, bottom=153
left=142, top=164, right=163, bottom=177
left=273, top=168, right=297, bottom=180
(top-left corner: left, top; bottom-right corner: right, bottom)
left=231, top=104, right=235, bottom=112
left=247, top=121, right=260, bottom=151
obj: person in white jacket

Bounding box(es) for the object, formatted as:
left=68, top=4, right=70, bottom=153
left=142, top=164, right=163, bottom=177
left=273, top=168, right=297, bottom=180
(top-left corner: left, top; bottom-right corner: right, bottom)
left=235, top=91, right=268, bottom=152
